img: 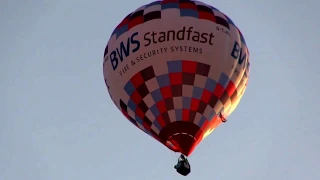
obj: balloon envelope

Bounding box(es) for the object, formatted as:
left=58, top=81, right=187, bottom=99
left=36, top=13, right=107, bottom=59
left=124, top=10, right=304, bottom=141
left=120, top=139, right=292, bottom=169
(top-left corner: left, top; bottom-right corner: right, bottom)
left=103, top=0, right=250, bottom=156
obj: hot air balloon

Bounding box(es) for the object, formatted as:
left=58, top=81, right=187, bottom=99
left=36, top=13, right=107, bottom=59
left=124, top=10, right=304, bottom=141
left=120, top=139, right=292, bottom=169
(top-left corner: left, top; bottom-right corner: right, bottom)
left=103, top=0, right=250, bottom=176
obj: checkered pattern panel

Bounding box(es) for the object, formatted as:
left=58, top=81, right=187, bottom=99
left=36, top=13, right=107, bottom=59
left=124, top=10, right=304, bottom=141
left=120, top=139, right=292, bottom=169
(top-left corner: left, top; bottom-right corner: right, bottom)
left=110, top=0, right=246, bottom=46
left=119, top=60, right=239, bottom=138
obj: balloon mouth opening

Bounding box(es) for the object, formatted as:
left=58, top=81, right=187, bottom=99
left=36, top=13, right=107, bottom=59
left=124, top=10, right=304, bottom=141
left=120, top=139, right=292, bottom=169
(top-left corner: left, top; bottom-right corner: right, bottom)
left=159, top=121, right=202, bottom=156
left=167, top=132, right=196, bottom=149
left=167, top=132, right=198, bottom=156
